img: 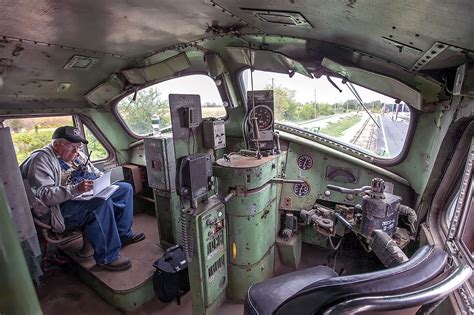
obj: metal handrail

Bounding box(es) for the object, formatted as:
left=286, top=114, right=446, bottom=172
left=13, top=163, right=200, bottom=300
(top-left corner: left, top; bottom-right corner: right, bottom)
left=323, top=265, right=472, bottom=314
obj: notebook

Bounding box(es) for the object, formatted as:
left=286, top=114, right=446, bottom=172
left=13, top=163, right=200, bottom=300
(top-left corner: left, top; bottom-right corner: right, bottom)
left=72, top=171, right=119, bottom=201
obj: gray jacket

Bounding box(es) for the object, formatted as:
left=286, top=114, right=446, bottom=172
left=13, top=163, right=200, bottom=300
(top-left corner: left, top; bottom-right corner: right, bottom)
left=20, top=144, right=79, bottom=232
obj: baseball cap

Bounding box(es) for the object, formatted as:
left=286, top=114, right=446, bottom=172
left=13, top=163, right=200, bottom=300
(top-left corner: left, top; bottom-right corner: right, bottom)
left=52, top=126, right=88, bottom=144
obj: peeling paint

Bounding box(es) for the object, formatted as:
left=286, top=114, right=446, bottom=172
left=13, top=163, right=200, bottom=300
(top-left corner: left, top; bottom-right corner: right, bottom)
left=12, top=44, right=24, bottom=57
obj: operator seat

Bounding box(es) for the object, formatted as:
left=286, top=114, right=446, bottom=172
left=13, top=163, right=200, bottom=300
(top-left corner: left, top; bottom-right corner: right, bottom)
left=244, top=245, right=447, bottom=315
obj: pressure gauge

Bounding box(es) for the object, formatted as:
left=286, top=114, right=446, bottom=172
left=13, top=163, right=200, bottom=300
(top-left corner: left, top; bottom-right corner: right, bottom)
left=297, top=154, right=314, bottom=170
left=293, top=182, right=310, bottom=197
left=253, top=105, right=273, bottom=130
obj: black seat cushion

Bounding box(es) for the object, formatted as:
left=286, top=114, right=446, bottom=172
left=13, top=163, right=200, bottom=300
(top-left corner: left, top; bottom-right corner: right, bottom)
left=245, top=266, right=337, bottom=315
left=244, top=246, right=447, bottom=315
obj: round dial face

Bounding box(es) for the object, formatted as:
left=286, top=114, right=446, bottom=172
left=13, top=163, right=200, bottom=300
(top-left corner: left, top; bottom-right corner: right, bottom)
left=293, top=182, right=310, bottom=197
left=297, top=154, right=314, bottom=170
left=254, top=106, right=273, bottom=130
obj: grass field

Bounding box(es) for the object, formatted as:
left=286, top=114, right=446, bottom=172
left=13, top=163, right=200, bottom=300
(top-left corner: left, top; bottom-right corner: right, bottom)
left=321, top=114, right=362, bottom=138
left=202, top=107, right=226, bottom=118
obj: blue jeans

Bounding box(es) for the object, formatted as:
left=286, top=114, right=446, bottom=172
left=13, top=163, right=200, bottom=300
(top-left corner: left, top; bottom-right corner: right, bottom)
left=60, top=182, right=134, bottom=264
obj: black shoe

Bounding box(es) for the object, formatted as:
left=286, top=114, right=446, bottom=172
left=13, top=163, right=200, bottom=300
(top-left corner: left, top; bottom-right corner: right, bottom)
left=121, top=232, right=145, bottom=247
left=97, top=256, right=131, bottom=271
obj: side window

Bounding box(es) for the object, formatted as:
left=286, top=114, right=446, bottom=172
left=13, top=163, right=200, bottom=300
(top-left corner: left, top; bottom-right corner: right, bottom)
left=241, top=70, right=411, bottom=158
left=83, top=125, right=108, bottom=161
left=5, top=116, right=74, bottom=164
left=116, top=74, right=225, bottom=136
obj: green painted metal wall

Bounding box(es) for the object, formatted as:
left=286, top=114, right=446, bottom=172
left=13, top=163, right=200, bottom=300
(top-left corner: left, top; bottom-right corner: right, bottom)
left=0, top=183, right=42, bottom=315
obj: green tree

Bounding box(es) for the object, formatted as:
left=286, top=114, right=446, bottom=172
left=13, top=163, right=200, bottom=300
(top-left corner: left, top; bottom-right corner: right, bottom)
left=266, top=84, right=299, bottom=122
left=117, top=87, right=170, bottom=135
left=343, top=99, right=358, bottom=112
left=298, top=103, right=316, bottom=121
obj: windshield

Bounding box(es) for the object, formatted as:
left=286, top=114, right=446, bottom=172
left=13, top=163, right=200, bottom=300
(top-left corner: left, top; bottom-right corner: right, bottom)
left=241, top=70, right=411, bottom=158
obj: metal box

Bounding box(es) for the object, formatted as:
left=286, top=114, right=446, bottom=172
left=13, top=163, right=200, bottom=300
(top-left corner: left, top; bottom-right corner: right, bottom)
left=144, top=135, right=176, bottom=191
left=203, top=119, right=226, bottom=149
left=178, top=153, right=212, bottom=200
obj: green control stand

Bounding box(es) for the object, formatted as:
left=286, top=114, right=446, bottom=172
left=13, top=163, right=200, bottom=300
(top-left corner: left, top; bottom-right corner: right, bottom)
left=214, top=152, right=286, bottom=300
left=187, top=196, right=227, bottom=314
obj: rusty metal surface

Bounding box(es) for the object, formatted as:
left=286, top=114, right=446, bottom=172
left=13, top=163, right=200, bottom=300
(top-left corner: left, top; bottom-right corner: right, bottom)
left=0, top=0, right=473, bottom=111
left=216, top=153, right=277, bottom=168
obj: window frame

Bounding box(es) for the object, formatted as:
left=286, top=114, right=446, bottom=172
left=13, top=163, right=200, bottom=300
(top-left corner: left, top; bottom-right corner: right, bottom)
left=237, top=67, right=417, bottom=166
left=442, top=137, right=474, bottom=308
left=113, top=73, right=228, bottom=139
left=447, top=139, right=474, bottom=263
left=76, top=114, right=115, bottom=164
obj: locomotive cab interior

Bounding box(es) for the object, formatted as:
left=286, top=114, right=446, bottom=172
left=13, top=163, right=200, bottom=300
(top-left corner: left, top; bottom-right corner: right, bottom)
left=0, top=1, right=473, bottom=315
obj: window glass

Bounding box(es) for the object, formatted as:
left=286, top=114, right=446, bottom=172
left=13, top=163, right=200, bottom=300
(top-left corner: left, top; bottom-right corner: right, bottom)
left=83, top=126, right=108, bottom=161
left=241, top=70, right=411, bottom=158
left=5, top=116, right=74, bottom=164
left=116, top=74, right=225, bottom=136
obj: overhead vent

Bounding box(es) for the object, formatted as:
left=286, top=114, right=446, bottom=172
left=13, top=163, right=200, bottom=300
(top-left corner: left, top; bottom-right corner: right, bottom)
left=241, top=8, right=312, bottom=28
left=64, top=55, right=100, bottom=70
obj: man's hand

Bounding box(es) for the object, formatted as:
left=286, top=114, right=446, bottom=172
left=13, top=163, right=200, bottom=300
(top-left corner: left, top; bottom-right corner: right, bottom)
left=77, top=180, right=94, bottom=193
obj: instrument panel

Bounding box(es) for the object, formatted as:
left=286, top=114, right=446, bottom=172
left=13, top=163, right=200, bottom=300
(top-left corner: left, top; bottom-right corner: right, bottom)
left=280, top=142, right=413, bottom=211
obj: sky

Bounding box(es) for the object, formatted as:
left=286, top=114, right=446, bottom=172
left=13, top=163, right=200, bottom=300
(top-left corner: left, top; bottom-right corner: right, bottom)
left=141, top=71, right=397, bottom=105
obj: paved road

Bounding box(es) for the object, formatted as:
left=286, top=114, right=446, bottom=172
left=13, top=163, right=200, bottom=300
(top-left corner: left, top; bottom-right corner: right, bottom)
left=376, top=115, right=409, bottom=156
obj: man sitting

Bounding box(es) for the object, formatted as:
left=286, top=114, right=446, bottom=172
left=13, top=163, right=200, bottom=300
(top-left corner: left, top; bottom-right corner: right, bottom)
left=21, top=126, right=145, bottom=271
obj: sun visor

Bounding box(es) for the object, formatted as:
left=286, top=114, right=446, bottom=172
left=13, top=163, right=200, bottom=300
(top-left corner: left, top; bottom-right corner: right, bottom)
left=84, top=74, right=126, bottom=106
left=122, top=53, right=191, bottom=84
left=226, top=47, right=312, bottom=78
left=321, top=58, right=422, bottom=110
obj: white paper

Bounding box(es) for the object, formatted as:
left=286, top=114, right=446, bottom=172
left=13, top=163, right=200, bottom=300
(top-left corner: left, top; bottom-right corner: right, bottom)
left=72, top=172, right=118, bottom=201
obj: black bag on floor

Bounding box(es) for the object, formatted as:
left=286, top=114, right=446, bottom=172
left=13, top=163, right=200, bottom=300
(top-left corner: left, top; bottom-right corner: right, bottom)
left=152, top=245, right=190, bottom=304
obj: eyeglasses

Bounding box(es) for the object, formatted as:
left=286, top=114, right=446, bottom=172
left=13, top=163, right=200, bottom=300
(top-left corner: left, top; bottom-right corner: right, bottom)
left=61, top=142, right=82, bottom=151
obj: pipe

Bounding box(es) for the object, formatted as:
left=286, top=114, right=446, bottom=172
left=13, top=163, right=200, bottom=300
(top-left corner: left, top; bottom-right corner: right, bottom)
left=323, top=265, right=472, bottom=314
left=399, top=204, right=417, bottom=233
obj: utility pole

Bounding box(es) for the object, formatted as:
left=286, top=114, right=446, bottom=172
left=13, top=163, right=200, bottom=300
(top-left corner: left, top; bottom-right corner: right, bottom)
left=271, top=78, right=274, bottom=90
left=313, top=89, right=317, bottom=118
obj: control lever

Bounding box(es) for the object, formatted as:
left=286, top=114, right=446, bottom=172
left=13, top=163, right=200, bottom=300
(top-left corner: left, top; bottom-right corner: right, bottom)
left=334, top=213, right=352, bottom=231
left=326, top=184, right=372, bottom=195
left=269, top=178, right=305, bottom=184
left=222, top=190, right=235, bottom=203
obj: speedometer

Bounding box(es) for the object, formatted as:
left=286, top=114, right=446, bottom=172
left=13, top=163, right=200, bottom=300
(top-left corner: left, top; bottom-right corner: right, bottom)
left=293, top=182, right=310, bottom=197
left=297, top=154, right=314, bottom=170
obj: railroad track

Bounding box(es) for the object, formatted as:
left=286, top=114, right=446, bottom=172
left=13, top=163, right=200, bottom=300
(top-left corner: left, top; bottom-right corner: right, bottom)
left=350, top=117, right=370, bottom=144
